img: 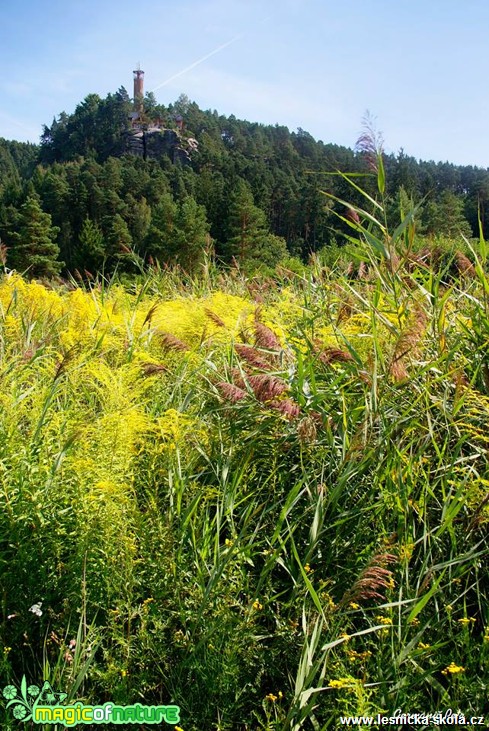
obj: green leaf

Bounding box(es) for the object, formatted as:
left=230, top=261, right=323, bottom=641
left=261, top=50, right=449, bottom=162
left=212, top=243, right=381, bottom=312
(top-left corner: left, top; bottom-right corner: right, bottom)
left=20, top=676, right=27, bottom=703
left=377, top=153, right=386, bottom=195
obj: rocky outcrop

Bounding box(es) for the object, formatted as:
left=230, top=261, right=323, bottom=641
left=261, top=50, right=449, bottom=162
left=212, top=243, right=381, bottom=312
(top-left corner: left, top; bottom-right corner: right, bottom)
left=123, top=127, right=193, bottom=165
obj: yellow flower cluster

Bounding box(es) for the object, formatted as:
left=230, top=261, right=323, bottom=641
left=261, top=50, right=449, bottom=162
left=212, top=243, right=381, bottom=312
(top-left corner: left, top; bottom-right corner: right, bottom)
left=265, top=691, right=283, bottom=702
left=328, top=678, right=352, bottom=689
left=346, top=649, right=372, bottom=662
left=442, top=662, right=465, bottom=675
left=457, top=617, right=476, bottom=626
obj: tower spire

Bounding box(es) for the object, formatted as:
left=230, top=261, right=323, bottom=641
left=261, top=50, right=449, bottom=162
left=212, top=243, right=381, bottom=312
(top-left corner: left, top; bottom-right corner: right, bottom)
left=133, top=66, right=144, bottom=112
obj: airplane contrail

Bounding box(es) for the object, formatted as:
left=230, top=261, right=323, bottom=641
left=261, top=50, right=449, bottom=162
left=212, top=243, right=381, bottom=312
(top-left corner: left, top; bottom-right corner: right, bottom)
left=150, top=33, right=246, bottom=93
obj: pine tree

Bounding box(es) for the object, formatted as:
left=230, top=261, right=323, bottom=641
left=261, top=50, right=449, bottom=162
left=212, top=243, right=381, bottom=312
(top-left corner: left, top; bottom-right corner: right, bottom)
left=422, top=190, right=472, bottom=239
left=77, top=217, right=105, bottom=272
left=8, top=196, right=62, bottom=277
left=225, top=180, right=286, bottom=271
left=107, top=213, right=132, bottom=257
left=170, top=197, right=210, bottom=273
left=143, top=193, right=177, bottom=261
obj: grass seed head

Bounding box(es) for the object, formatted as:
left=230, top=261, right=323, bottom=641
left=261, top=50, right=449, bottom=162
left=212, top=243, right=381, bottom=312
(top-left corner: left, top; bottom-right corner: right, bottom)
left=217, top=382, right=247, bottom=403
left=159, top=332, right=190, bottom=351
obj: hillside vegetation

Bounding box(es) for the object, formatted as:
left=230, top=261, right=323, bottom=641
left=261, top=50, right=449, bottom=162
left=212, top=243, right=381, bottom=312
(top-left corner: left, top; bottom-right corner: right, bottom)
left=1, top=153, right=489, bottom=727
left=1, top=90, right=489, bottom=278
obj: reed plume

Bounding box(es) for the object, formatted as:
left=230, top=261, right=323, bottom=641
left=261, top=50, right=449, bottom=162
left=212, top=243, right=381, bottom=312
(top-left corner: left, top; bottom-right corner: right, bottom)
left=235, top=344, right=272, bottom=371
left=205, top=308, right=226, bottom=327
left=158, top=332, right=190, bottom=351
left=341, top=553, right=396, bottom=606
left=217, top=382, right=247, bottom=403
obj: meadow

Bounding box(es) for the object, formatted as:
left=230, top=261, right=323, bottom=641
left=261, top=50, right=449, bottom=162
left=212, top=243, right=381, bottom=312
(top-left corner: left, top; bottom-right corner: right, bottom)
left=1, top=182, right=489, bottom=729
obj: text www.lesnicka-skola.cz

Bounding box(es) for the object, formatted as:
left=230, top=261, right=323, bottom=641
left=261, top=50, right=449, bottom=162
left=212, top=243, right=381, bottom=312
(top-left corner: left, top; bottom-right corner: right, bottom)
left=339, top=709, right=486, bottom=726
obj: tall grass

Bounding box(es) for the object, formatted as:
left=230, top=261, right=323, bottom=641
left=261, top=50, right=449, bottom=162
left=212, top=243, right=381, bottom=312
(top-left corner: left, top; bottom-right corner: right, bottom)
left=1, top=157, right=488, bottom=729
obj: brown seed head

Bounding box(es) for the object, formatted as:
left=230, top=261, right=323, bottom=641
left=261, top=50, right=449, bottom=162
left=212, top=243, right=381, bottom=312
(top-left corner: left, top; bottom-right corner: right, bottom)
left=217, top=382, right=247, bottom=403
left=159, top=333, right=189, bottom=351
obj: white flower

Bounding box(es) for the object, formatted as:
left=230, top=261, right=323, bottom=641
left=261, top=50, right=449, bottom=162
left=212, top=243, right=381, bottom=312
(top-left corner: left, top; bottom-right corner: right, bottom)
left=29, top=602, right=43, bottom=617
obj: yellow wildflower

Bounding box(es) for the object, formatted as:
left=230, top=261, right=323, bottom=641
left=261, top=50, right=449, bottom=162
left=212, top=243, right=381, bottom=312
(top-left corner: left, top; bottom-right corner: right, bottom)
left=304, top=563, right=312, bottom=574
left=376, top=615, right=393, bottom=625
left=442, top=662, right=465, bottom=675
left=398, top=543, right=415, bottom=561
left=347, top=649, right=372, bottom=662
left=457, top=617, right=476, bottom=625
left=320, top=592, right=336, bottom=611
left=265, top=693, right=277, bottom=702
left=417, top=642, right=430, bottom=650
left=328, top=678, right=350, bottom=689
left=340, top=632, right=351, bottom=642
left=349, top=602, right=360, bottom=610
left=252, top=600, right=263, bottom=611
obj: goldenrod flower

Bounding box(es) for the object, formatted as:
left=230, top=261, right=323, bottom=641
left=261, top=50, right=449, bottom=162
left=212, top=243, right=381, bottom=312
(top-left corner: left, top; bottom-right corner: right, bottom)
left=376, top=615, right=393, bottom=625
left=265, top=693, right=277, bottom=702
left=457, top=617, right=476, bottom=625
left=252, top=600, right=263, bottom=611
left=304, top=563, right=312, bottom=573
left=349, top=602, right=360, bottom=610
left=328, top=678, right=350, bottom=689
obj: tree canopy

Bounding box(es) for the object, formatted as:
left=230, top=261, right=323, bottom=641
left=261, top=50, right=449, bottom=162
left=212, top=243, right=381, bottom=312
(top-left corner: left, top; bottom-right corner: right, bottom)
left=1, top=87, right=488, bottom=277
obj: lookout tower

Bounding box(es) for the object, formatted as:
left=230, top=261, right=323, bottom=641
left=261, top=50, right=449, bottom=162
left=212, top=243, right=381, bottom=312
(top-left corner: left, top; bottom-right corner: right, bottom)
left=133, top=66, right=144, bottom=112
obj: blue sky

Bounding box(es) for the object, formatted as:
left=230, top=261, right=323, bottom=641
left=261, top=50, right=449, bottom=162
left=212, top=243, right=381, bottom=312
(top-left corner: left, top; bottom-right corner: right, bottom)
left=1, top=0, right=489, bottom=167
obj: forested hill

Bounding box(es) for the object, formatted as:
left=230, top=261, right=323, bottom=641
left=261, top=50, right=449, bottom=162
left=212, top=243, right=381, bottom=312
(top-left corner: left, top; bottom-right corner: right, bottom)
left=1, top=87, right=489, bottom=277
